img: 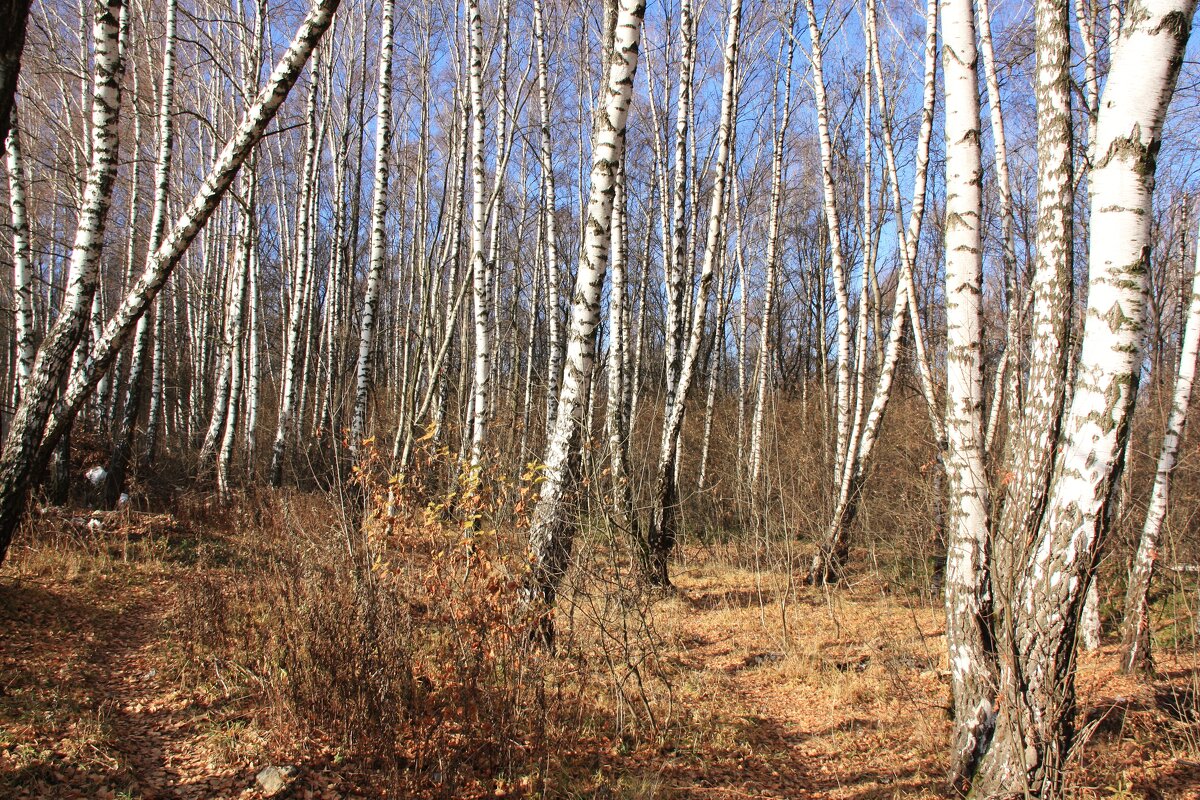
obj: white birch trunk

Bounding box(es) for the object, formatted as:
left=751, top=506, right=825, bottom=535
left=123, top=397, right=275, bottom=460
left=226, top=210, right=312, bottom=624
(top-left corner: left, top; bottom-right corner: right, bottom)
left=217, top=204, right=254, bottom=500
left=978, top=0, right=1020, bottom=452
left=748, top=7, right=797, bottom=489
left=940, top=0, right=994, bottom=783
left=1120, top=218, right=1200, bottom=672
left=809, top=0, right=937, bottom=583
left=349, top=0, right=394, bottom=458
left=992, top=0, right=1076, bottom=599
left=269, top=45, right=323, bottom=486
left=973, top=0, right=1198, bottom=792
left=802, top=0, right=853, bottom=484
left=526, top=0, right=645, bottom=628
left=466, top=0, right=490, bottom=468
left=244, top=241, right=259, bottom=467
left=644, top=0, right=743, bottom=587
left=532, top=0, right=563, bottom=435
left=4, top=109, right=34, bottom=400
left=0, top=0, right=341, bottom=563
left=0, top=0, right=126, bottom=546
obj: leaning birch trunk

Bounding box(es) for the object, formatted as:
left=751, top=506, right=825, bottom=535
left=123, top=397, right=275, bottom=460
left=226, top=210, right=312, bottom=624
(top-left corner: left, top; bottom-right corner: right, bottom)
left=802, top=0, right=853, bottom=493
left=349, top=0, right=395, bottom=459
left=644, top=0, right=742, bottom=588
left=939, top=0, right=995, bottom=785
left=525, top=0, right=645, bottom=636
left=269, top=46, right=323, bottom=487
left=0, top=0, right=341, bottom=565
left=1120, top=222, right=1200, bottom=673
left=0, top=0, right=125, bottom=540
left=4, top=109, right=34, bottom=400
left=971, top=0, right=1197, bottom=793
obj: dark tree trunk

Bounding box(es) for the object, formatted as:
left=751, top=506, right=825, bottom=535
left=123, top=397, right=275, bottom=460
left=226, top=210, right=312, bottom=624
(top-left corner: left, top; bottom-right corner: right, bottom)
left=0, top=0, right=31, bottom=157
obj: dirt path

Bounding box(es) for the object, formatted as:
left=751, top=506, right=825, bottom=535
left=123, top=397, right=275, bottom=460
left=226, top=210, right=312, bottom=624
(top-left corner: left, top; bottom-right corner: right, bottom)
left=4, top=549, right=1200, bottom=799
left=89, top=578, right=255, bottom=799
left=1, top=571, right=259, bottom=799
left=646, top=568, right=949, bottom=799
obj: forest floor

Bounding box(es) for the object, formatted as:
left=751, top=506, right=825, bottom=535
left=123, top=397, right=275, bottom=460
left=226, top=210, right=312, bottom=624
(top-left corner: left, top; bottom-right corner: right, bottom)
left=2, top=497, right=1199, bottom=799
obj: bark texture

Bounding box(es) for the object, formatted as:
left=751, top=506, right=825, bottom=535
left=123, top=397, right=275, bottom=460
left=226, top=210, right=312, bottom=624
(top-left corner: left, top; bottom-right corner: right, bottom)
left=526, top=0, right=645, bottom=634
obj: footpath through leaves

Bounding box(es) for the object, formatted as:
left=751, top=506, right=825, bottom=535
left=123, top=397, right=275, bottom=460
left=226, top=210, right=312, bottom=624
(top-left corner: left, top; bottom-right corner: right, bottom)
left=1, top=498, right=1199, bottom=799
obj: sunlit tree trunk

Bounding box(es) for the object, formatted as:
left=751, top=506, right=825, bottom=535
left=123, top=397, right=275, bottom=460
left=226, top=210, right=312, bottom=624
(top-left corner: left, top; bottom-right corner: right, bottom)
left=349, top=0, right=395, bottom=459
left=199, top=242, right=250, bottom=469
left=809, top=0, right=937, bottom=583
left=978, top=0, right=1019, bottom=452
left=802, top=0, right=852, bottom=493
left=269, top=45, right=323, bottom=487
left=644, top=0, right=743, bottom=587
left=466, top=0, right=490, bottom=467
left=748, top=4, right=797, bottom=489
left=119, top=0, right=180, bottom=483
left=4, top=108, right=34, bottom=400
left=1120, top=218, right=1200, bottom=673
left=526, top=0, right=645, bottom=631
left=605, top=163, right=636, bottom=536
left=992, top=0, right=1076, bottom=613
left=217, top=193, right=255, bottom=500
left=972, top=0, right=1197, bottom=792
left=0, top=0, right=340, bottom=565
left=939, top=0, right=995, bottom=784
left=0, top=0, right=126, bottom=539
left=532, top=0, right=563, bottom=435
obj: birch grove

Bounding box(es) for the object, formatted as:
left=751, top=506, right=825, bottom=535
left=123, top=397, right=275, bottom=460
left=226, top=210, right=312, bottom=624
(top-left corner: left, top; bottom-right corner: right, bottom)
left=3, top=0, right=1200, bottom=795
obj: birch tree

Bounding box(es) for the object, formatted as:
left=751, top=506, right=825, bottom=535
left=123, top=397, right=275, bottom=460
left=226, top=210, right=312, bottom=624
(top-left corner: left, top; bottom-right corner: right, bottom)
left=991, top=0, right=1076, bottom=621
left=644, top=0, right=743, bottom=587
left=808, top=0, right=938, bottom=583
left=0, top=0, right=341, bottom=564
left=966, top=0, right=1198, bottom=792
left=349, top=0, right=395, bottom=458
left=269, top=44, right=324, bottom=487
left=0, top=0, right=127, bottom=516
left=5, top=109, right=34, bottom=400
left=532, top=0, right=564, bottom=434
left=801, top=0, right=852, bottom=508
left=467, top=0, right=490, bottom=467
left=748, top=2, right=797, bottom=489
left=525, top=0, right=645, bottom=631
left=939, top=0, right=994, bottom=782
left=978, top=0, right=1020, bottom=452
left=1120, top=217, right=1200, bottom=674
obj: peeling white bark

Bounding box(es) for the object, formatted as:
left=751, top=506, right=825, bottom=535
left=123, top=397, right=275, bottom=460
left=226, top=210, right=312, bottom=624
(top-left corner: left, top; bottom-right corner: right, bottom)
left=526, top=0, right=645, bottom=624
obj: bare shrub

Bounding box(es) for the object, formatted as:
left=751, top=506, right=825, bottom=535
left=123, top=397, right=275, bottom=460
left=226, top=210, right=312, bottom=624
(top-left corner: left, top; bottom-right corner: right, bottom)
left=166, top=448, right=639, bottom=797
